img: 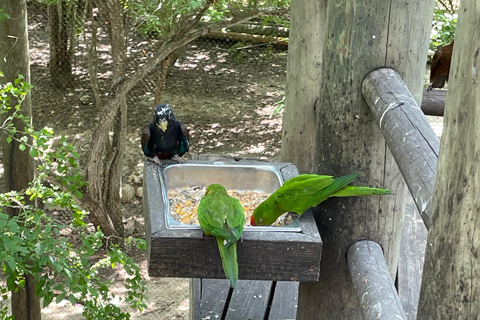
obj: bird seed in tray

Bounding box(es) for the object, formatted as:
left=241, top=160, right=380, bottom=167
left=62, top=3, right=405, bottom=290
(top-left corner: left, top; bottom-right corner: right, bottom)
left=167, top=187, right=274, bottom=226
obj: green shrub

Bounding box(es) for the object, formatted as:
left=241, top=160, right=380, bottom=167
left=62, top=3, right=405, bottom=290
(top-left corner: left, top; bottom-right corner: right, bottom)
left=0, top=72, right=147, bottom=319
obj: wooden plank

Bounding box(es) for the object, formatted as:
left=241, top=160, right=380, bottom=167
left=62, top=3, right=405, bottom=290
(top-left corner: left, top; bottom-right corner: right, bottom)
left=347, top=240, right=407, bottom=320
left=268, top=281, right=299, bottom=320
left=189, top=279, right=231, bottom=320
left=224, top=280, right=273, bottom=320
left=421, top=89, right=446, bottom=116
left=398, top=195, right=427, bottom=320
left=362, top=68, right=440, bottom=230
left=144, top=160, right=323, bottom=282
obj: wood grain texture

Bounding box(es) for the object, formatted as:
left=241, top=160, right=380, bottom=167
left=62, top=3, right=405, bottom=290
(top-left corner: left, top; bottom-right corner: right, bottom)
left=144, top=160, right=322, bottom=281
left=224, top=280, right=273, bottom=320
left=189, top=279, right=299, bottom=320
left=268, top=281, right=299, bottom=320
left=189, top=279, right=231, bottom=320
left=421, top=89, right=446, bottom=116
left=418, top=0, right=480, bottom=318
left=295, top=1, right=434, bottom=319
left=280, top=0, right=327, bottom=173
left=398, top=195, right=427, bottom=320
left=347, top=240, right=407, bottom=320
left=363, top=68, right=440, bottom=229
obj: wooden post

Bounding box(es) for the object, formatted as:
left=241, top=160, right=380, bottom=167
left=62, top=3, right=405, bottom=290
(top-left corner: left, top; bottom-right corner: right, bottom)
left=347, top=240, right=407, bottom=320
left=418, top=0, right=480, bottom=318
left=294, top=1, right=434, bottom=318
left=281, top=0, right=327, bottom=173
left=362, top=68, right=440, bottom=229
left=0, top=1, right=40, bottom=319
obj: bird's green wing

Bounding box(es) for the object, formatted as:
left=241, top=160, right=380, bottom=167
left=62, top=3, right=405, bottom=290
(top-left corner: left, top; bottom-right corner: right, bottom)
left=225, top=197, right=245, bottom=242
left=275, top=174, right=359, bottom=214
left=198, top=185, right=244, bottom=243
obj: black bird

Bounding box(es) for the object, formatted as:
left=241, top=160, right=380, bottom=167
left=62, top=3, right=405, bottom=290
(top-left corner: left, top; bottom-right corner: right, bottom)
left=141, top=104, right=190, bottom=164
left=428, top=41, right=454, bottom=90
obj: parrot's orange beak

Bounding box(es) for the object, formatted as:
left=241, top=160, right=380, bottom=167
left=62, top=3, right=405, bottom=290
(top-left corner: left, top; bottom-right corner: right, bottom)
left=250, top=216, right=256, bottom=226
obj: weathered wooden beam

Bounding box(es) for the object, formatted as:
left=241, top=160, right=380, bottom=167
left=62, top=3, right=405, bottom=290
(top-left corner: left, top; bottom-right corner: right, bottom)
left=203, top=30, right=288, bottom=46
left=199, top=21, right=290, bottom=37
left=421, top=89, right=446, bottom=116
left=347, top=240, right=407, bottom=320
left=362, top=68, right=440, bottom=229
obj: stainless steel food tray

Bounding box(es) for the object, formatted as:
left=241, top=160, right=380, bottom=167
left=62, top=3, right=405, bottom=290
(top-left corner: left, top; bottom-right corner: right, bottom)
left=159, top=163, right=302, bottom=232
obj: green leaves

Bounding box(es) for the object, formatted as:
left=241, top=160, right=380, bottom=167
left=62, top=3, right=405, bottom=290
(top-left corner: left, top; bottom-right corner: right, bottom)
left=0, top=74, right=147, bottom=318
left=431, top=2, right=458, bottom=50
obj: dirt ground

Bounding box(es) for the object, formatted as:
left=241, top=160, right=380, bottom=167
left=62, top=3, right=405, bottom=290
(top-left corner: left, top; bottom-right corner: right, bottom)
left=22, top=11, right=286, bottom=320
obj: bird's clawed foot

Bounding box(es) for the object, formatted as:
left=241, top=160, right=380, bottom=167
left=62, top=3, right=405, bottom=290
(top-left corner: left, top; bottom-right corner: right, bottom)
left=172, top=154, right=186, bottom=164
left=148, top=156, right=161, bottom=165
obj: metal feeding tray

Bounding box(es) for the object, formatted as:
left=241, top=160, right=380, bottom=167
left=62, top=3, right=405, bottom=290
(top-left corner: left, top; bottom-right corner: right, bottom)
left=143, top=159, right=322, bottom=281
left=161, top=163, right=302, bottom=232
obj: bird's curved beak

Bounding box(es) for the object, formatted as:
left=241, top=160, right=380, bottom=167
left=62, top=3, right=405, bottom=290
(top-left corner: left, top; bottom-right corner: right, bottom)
left=159, top=119, right=168, bottom=132
left=250, top=216, right=256, bottom=226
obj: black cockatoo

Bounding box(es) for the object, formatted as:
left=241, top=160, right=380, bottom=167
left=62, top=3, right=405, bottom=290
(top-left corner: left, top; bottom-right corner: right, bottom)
left=141, top=104, right=190, bottom=164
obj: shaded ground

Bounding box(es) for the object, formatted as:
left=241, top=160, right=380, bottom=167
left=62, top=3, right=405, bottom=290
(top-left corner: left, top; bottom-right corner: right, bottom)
left=25, top=15, right=286, bottom=319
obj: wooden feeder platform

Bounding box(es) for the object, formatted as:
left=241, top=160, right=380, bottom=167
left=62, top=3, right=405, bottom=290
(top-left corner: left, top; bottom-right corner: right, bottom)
left=143, top=159, right=322, bottom=282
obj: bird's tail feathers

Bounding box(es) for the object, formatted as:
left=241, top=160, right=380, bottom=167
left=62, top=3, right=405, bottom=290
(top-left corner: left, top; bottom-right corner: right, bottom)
left=217, top=237, right=238, bottom=289
left=331, top=185, right=392, bottom=197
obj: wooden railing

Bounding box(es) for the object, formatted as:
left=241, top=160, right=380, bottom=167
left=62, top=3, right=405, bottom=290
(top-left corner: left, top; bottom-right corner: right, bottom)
left=347, top=240, right=407, bottom=319
left=362, top=68, right=440, bottom=230
left=345, top=67, right=441, bottom=319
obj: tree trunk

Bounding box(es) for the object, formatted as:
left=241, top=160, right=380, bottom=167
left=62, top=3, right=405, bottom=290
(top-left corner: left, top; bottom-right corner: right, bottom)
left=48, top=1, right=73, bottom=86
left=280, top=0, right=326, bottom=173
left=290, top=1, right=434, bottom=319
left=85, top=0, right=127, bottom=237
left=417, top=0, right=480, bottom=318
left=86, top=0, right=103, bottom=110
left=154, top=53, right=172, bottom=105
left=0, top=1, right=41, bottom=318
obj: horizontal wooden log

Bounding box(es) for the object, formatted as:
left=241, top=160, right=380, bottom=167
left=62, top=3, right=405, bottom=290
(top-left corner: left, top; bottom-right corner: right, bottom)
left=421, top=89, right=446, bottom=116
left=362, top=68, right=439, bottom=229
left=203, top=30, right=289, bottom=47
left=347, top=240, right=407, bottom=320
left=144, top=160, right=322, bottom=281
left=199, top=21, right=289, bottom=37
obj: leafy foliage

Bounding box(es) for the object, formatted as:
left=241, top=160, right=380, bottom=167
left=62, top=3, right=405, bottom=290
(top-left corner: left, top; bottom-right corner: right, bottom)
left=124, top=0, right=290, bottom=39
left=0, top=72, right=147, bottom=319
left=430, top=0, right=458, bottom=49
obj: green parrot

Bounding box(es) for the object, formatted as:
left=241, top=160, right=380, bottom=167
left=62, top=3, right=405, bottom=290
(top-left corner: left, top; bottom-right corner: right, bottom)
left=251, top=173, right=392, bottom=226
left=198, top=184, right=245, bottom=288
